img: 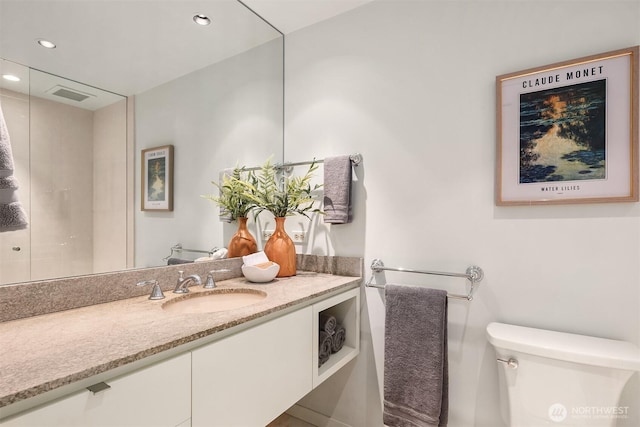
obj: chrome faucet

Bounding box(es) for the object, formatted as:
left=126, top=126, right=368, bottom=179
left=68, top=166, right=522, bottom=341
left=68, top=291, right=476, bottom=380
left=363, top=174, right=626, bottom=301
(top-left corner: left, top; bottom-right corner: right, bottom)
left=173, top=271, right=201, bottom=294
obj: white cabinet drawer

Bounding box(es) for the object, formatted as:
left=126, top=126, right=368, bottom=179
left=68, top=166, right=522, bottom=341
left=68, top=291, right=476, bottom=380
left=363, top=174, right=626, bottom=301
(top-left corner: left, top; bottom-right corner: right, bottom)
left=2, top=353, right=191, bottom=427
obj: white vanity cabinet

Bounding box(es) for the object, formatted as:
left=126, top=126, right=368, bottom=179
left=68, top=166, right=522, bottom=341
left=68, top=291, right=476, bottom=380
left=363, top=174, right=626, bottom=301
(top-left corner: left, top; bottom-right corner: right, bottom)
left=0, top=353, right=191, bottom=427
left=191, top=306, right=314, bottom=427
left=0, top=285, right=361, bottom=427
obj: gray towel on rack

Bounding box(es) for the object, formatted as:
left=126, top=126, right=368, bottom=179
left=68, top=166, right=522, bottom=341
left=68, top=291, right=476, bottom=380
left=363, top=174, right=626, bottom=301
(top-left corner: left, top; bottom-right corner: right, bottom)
left=0, top=106, right=15, bottom=173
left=167, top=257, right=193, bottom=265
left=323, top=155, right=352, bottom=224
left=0, top=105, right=28, bottom=232
left=384, top=284, right=448, bottom=427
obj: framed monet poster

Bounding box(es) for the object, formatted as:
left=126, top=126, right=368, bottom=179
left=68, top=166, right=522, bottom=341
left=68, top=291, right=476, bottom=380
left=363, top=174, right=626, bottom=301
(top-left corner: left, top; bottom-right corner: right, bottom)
left=141, top=145, right=174, bottom=211
left=496, top=46, right=639, bottom=205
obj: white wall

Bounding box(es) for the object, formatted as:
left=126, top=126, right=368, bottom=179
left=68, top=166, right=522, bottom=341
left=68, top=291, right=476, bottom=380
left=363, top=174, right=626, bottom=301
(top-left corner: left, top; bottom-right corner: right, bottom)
left=135, top=39, right=283, bottom=267
left=285, top=1, right=640, bottom=426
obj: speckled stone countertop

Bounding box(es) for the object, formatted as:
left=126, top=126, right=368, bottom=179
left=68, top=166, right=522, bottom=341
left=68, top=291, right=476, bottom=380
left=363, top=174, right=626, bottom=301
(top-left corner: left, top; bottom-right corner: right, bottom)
left=0, top=256, right=362, bottom=412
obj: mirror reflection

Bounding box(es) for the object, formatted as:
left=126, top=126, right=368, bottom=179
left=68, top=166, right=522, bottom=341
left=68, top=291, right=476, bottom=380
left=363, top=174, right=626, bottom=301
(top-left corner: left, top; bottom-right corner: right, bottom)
left=0, top=0, right=284, bottom=286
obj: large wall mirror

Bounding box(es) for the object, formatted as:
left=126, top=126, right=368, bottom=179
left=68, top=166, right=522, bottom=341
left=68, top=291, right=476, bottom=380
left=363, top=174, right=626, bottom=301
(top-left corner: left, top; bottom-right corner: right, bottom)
left=0, top=0, right=284, bottom=286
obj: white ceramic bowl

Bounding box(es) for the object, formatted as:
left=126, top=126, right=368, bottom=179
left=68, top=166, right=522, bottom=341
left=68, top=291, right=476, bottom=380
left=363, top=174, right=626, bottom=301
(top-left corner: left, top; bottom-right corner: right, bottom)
left=241, top=262, right=280, bottom=283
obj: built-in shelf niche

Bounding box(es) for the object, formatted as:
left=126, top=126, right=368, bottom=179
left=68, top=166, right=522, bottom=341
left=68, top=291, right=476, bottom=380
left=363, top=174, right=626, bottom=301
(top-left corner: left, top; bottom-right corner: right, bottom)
left=312, top=287, right=360, bottom=387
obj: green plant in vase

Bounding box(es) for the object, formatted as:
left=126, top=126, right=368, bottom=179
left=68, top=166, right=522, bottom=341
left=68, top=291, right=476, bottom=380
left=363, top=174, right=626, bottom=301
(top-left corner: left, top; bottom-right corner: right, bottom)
left=203, top=166, right=257, bottom=258
left=239, top=159, right=322, bottom=276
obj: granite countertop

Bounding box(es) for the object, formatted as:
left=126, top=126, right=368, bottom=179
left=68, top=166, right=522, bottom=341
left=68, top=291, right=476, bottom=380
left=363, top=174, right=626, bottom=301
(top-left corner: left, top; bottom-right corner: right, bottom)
left=0, top=271, right=360, bottom=410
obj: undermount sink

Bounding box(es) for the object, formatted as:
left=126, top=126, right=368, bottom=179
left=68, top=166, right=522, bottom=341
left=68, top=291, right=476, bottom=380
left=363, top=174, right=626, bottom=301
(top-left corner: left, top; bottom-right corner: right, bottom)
left=162, top=289, right=267, bottom=314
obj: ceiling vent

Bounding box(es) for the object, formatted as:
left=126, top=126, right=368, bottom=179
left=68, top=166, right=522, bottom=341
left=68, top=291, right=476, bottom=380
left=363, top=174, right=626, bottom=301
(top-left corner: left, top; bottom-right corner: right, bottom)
left=45, top=85, right=96, bottom=102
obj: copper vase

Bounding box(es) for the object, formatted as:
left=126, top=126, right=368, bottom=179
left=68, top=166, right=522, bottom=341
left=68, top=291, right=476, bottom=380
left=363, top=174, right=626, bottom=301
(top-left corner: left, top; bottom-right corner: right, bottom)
left=264, top=217, right=296, bottom=277
left=227, top=217, right=258, bottom=258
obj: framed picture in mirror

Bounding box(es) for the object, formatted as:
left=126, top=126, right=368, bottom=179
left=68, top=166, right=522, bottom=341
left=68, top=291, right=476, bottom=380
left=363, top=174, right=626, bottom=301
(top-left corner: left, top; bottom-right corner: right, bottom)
left=141, top=145, right=174, bottom=211
left=496, top=46, right=639, bottom=206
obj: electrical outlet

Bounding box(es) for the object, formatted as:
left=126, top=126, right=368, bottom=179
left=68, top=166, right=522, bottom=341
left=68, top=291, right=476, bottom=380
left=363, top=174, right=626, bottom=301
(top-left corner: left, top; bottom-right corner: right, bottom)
left=293, top=230, right=306, bottom=242
left=263, top=230, right=274, bottom=240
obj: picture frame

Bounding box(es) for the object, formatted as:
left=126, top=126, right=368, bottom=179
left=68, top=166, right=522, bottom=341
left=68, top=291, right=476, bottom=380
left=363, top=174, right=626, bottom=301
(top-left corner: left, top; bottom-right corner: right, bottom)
left=141, top=145, right=174, bottom=211
left=496, top=46, right=639, bottom=206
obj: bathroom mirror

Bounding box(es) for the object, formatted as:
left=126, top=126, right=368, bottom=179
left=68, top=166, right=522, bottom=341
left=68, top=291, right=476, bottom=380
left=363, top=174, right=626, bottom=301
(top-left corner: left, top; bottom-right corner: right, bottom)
left=0, top=0, right=284, bottom=286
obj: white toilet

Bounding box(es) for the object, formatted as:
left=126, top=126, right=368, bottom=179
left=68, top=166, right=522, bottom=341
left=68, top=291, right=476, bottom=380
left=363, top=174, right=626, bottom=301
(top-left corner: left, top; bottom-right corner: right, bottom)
left=486, top=322, right=640, bottom=426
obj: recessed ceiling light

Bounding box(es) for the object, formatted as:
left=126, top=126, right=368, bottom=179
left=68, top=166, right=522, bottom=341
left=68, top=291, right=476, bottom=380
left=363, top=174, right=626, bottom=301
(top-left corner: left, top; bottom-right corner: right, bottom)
left=2, top=74, right=21, bottom=82
left=193, top=14, right=211, bottom=26
left=37, top=39, right=56, bottom=49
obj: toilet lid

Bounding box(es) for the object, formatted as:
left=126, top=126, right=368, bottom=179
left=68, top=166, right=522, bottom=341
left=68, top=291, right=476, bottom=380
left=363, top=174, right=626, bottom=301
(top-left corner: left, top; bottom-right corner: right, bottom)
left=486, top=322, right=640, bottom=371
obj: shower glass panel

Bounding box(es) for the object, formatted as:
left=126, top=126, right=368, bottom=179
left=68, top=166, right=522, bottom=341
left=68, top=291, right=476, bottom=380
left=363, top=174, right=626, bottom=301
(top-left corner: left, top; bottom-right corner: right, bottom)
left=0, top=59, right=128, bottom=285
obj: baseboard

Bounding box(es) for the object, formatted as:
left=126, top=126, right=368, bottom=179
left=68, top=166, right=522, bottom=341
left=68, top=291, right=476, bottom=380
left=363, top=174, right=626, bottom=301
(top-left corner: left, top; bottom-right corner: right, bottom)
left=287, top=404, right=352, bottom=427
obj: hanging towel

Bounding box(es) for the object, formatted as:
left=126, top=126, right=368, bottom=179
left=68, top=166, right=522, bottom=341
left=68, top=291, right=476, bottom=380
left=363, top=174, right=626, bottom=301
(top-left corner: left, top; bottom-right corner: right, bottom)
left=218, top=168, right=234, bottom=223
left=167, top=257, right=193, bottom=265
left=323, top=155, right=352, bottom=224
left=0, top=105, right=15, bottom=174
left=0, top=104, right=28, bottom=232
left=383, top=284, right=448, bottom=427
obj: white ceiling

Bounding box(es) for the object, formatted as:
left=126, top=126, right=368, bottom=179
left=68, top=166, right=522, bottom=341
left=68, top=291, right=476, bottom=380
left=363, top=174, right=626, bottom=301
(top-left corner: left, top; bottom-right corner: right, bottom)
left=243, top=0, right=374, bottom=34
left=0, top=0, right=281, bottom=97
left=0, top=0, right=373, bottom=108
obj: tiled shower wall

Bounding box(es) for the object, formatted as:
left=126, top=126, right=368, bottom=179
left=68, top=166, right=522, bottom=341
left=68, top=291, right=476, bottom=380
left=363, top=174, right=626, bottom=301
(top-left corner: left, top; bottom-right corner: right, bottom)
left=0, top=88, right=127, bottom=285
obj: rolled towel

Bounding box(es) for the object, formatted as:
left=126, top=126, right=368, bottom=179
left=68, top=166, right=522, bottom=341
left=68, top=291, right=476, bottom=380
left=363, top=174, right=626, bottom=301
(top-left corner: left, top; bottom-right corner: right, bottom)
left=331, top=324, right=346, bottom=353
left=319, top=330, right=332, bottom=367
left=319, top=313, right=337, bottom=335
left=323, top=155, right=352, bottom=224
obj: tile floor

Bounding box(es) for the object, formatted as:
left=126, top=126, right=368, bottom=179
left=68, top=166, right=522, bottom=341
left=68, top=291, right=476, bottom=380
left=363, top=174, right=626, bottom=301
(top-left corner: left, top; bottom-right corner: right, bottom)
left=267, top=413, right=316, bottom=427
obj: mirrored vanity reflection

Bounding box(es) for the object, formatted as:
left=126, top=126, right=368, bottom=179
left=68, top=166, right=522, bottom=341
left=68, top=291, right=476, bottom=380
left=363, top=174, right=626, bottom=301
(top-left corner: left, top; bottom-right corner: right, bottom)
left=0, top=63, right=127, bottom=284
left=0, top=0, right=284, bottom=286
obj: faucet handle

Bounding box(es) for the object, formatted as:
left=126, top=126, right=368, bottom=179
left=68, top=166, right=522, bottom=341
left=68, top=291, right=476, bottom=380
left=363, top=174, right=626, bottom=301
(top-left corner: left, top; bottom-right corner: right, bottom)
left=203, top=269, right=231, bottom=289
left=136, top=279, right=165, bottom=300
left=204, top=272, right=216, bottom=289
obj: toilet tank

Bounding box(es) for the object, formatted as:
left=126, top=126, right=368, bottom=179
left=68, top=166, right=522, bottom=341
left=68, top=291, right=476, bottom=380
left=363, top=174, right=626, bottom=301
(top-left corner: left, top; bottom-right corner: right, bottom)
left=486, top=322, right=640, bottom=427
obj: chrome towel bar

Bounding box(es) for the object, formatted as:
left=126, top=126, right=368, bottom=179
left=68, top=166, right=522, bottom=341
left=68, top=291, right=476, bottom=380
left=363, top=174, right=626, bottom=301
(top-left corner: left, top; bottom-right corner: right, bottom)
left=244, top=153, right=362, bottom=173
left=163, top=243, right=220, bottom=261
left=364, top=258, right=484, bottom=301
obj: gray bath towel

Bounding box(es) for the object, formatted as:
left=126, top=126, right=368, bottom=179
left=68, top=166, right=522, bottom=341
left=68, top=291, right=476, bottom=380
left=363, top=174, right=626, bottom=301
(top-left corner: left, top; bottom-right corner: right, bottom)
left=319, top=313, right=337, bottom=335
left=0, top=176, right=18, bottom=190
left=0, top=202, right=29, bottom=231
left=0, top=105, right=28, bottom=232
left=323, top=155, right=352, bottom=224
left=167, top=257, right=193, bottom=265
left=384, top=284, right=448, bottom=427
left=331, top=324, right=346, bottom=353
left=0, top=106, right=14, bottom=173
left=319, top=330, right=332, bottom=367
